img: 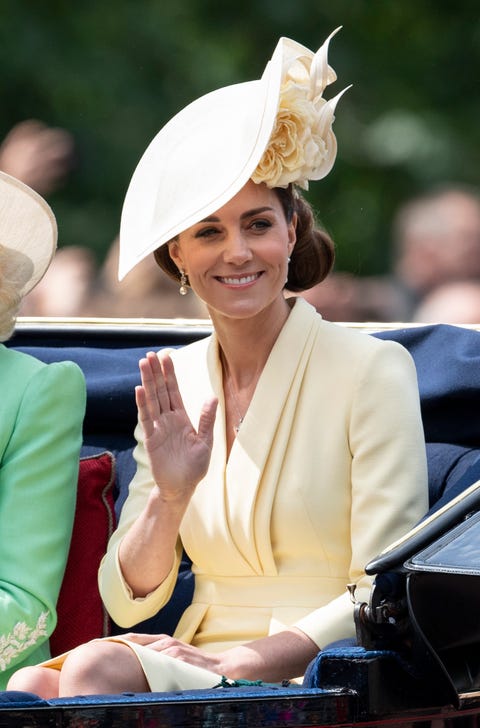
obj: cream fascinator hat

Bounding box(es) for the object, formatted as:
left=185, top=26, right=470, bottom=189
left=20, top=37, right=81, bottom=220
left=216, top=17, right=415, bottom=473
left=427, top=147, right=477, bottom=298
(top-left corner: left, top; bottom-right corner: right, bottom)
left=119, top=28, right=347, bottom=281
left=0, top=171, right=57, bottom=295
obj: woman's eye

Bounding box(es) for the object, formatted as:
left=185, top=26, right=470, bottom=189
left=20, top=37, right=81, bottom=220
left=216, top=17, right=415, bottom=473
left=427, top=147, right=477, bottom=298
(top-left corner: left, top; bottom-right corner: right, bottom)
left=196, top=227, right=219, bottom=238
left=251, top=219, right=272, bottom=231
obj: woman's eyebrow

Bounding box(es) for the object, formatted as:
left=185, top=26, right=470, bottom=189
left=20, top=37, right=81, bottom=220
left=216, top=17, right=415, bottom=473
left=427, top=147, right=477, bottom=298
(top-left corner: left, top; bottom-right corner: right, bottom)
left=198, top=215, right=220, bottom=223
left=197, top=206, right=274, bottom=225
left=240, top=206, right=274, bottom=220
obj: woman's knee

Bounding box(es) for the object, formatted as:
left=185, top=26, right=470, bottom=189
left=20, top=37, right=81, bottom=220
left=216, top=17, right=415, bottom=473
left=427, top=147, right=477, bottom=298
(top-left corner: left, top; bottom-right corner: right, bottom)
left=59, top=640, right=148, bottom=696
left=6, top=665, right=60, bottom=699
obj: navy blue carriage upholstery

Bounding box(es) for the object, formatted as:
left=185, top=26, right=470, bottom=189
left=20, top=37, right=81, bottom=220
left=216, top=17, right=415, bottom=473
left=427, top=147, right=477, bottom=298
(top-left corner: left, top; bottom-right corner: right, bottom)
left=375, top=324, right=480, bottom=511
left=7, top=321, right=480, bottom=638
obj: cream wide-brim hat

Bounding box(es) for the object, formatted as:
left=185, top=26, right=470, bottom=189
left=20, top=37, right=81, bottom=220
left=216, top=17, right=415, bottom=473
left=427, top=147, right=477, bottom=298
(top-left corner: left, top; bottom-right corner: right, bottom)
left=0, top=171, right=57, bottom=296
left=119, top=31, right=343, bottom=281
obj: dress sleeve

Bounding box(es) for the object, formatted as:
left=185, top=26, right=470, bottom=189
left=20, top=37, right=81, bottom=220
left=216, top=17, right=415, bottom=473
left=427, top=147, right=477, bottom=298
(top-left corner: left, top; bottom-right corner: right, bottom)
left=0, top=361, right=85, bottom=673
left=295, top=340, right=429, bottom=648
left=98, top=422, right=183, bottom=627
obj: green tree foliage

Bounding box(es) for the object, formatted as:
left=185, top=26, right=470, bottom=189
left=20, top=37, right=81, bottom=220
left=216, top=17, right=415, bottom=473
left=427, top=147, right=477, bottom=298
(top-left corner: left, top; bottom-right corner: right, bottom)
left=1, top=0, right=479, bottom=274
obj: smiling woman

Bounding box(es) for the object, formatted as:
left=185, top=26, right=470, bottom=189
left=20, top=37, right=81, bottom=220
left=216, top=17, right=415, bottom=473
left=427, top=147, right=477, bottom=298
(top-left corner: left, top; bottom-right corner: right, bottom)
left=8, top=30, right=429, bottom=699
left=166, top=181, right=297, bottom=324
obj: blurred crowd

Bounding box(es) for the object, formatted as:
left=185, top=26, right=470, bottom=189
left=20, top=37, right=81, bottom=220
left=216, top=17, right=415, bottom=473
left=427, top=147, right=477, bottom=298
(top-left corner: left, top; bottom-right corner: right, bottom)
left=300, top=184, right=480, bottom=324
left=0, top=119, right=208, bottom=320
left=2, top=119, right=480, bottom=324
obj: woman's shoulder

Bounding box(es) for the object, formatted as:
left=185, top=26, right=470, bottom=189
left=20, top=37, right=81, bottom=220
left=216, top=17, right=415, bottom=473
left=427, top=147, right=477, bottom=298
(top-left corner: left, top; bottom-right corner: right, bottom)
left=291, top=297, right=409, bottom=359
left=318, top=327, right=418, bottom=402
left=0, top=345, right=85, bottom=393
left=316, top=313, right=409, bottom=354
left=169, top=334, right=211, bottom=366
left=304, top=309, right=416, bottom=381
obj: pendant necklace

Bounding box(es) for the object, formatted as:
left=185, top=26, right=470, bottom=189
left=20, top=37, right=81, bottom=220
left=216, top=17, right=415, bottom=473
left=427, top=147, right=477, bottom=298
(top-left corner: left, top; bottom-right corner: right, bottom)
left=225, top=375, right=244, bottom=435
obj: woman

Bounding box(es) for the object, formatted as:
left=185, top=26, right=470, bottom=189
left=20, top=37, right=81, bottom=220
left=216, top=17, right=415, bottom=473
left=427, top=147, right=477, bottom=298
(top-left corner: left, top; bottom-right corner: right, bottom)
left=0, top=171, right=86, bottom=688
left=8, top=30, right=428, bottom=697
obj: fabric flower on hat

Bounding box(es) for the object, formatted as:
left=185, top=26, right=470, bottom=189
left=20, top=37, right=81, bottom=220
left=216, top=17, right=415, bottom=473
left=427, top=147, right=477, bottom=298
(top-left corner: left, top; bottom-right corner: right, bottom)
left=252, top=28, right=348, bottom=190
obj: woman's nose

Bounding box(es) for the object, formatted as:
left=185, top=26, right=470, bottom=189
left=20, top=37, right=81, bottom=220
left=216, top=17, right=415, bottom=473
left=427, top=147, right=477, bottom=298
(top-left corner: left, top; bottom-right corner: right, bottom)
left=223, top=230, right=252, bottom=264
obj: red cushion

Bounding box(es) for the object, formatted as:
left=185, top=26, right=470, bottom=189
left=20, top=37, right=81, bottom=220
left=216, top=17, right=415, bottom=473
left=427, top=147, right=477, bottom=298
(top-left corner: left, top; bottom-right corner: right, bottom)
left=49, top=451, right=116, bottom=656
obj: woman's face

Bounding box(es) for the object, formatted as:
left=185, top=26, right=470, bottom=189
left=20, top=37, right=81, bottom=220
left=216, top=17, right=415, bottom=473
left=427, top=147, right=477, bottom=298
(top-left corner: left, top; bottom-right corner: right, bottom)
left=168, top=180, right=296, bottom=321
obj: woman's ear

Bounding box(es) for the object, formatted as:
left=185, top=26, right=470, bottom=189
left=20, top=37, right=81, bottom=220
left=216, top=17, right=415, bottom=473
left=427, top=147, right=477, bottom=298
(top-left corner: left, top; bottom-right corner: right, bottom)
left=167, top=239, right=184, bottom=271
left=287, top=212, right=297, bottom=256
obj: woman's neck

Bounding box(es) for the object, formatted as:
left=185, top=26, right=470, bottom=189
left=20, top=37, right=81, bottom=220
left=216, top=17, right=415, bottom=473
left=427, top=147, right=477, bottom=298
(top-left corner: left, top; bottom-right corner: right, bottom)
left=211, top=297, right=292, bottom=388
left=213, top=298, right=293, bottom=451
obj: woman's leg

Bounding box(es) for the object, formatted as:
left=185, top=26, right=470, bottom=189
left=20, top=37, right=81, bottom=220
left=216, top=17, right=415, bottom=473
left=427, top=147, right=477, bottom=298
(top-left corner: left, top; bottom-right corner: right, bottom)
left=7, top=665, right=61, bottom=699
left=7, top=640, right=148, bottom=698
left=59, top=640, right=149, bottom=696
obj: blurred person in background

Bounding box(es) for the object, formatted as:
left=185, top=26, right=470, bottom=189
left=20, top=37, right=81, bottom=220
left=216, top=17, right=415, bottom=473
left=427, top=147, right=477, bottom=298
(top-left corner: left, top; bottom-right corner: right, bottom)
left=0, top=119, right=75, bottom=197
left=0, top=121, right=208, bottom=319
left=390, top=185, right=480, bottom=319
left=297, top=271, right=407, bottom=323
left=296, top=272, right=364, bottom=322
left=413, top=279, right=480, bottom=325
left=85, top=237, right=209, bottom=319
left=0, top=119, right=98, bottom=318
left=20, top=245, right=97, bottom=317
left=303, top=185, right=480, bottom=324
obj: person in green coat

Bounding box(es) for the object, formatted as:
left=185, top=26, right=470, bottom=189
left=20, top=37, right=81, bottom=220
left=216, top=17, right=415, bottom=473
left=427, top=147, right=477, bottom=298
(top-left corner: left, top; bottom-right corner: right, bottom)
left=0, top=171, right=86, bottom=688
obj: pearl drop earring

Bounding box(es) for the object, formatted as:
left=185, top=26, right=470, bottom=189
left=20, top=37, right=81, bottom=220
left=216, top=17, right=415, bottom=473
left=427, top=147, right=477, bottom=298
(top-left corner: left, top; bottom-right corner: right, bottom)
left=285, top=256, right=291, bottom=284
left=179, top=270, right=188, bottom=296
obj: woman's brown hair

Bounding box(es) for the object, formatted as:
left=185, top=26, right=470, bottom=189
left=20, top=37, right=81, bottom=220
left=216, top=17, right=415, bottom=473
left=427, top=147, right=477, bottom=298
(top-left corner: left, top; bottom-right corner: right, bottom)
left=154, top=184, right=335, bottom=292
left=274, top=185, right=335, bottom=292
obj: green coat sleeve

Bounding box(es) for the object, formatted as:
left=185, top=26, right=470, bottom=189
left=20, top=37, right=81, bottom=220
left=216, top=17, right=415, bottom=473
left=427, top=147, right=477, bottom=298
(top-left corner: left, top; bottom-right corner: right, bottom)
left=0, top=355, right=86, bottom=685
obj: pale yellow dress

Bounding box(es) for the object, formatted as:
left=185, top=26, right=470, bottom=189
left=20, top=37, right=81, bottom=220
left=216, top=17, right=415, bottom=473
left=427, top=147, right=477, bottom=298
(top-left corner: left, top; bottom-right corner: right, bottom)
left=45, top=298, right=429, bottom=690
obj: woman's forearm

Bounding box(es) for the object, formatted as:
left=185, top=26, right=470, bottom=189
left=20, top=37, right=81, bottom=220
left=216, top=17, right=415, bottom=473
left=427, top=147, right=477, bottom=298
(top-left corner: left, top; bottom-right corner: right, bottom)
left=217, top=627, right=319, bottom=683
left=118, top=487, right=190, bottom=597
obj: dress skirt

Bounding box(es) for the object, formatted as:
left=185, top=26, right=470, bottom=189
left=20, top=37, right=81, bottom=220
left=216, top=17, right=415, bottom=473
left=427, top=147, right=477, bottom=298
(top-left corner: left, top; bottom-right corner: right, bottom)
left=40, top=637, right=222, bottom=692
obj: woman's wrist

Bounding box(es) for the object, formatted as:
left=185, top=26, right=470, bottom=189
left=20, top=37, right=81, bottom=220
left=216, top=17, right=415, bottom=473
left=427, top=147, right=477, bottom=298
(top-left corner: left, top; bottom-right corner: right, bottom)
left=148, top=480, right=193, bottom=513
left=214, top=629, right=319, bottom=682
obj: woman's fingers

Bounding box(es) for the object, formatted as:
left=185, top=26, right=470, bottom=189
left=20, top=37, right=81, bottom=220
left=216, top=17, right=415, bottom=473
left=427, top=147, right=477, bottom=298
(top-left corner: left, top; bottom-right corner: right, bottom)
left=158, top=351, right=185, bottom=412
left=135, top=350, right=217, bottom=488
left=145, top=351, right=171, bottom=413
left=121, top=632, right=168, bottom=645
left=139, top=350, right=184, bottom=415
left=121, top=633, right=189, bottom=655
left=135, top=384, right=154, bottom=439
left=197, top=396, right=218, bottom=449
left=136, top=351, right=189, bottom=444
